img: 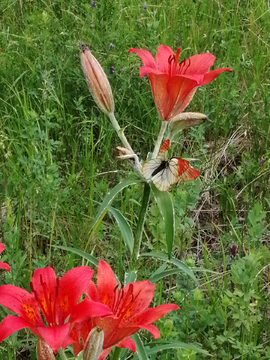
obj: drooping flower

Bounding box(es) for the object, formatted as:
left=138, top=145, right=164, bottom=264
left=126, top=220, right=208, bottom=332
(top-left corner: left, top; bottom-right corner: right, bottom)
left=0, top=267, right=111, bottom=352
left=71, top=261, right=179, bottom=358
left=0, top=243, right=10, bottom=272
left=259, top=157, right=264, bottom=166
left=128, top=45, right=232, bottom=120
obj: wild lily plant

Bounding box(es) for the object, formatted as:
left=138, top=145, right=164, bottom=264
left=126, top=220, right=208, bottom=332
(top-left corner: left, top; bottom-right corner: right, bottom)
left=0, top=44, right=231, bottom=359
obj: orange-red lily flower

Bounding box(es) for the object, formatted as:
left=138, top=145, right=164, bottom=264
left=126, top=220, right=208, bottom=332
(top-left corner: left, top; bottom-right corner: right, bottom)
left=128, top=45, right=232, bottom=120
left=71, top=260, right=179, bottom=359
left=0, top=267, right=111, bottom=352
left=0, top=243, right=10, bottom=272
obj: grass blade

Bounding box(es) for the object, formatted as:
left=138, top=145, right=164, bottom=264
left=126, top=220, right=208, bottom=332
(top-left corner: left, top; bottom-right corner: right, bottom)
left=141, top=252, right=197, bottom=282
left=131, top=333, right=148, bottom=360
left=146, top=342, right=210, bottom=356
left=54, top=246, right=99, bottom=267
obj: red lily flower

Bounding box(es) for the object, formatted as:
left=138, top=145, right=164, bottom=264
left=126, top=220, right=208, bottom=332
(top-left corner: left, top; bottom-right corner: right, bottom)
left=71, top=261, right=179, bottom=358
left=128, top=45, right=232, bottom=120
left=0, top=266, right=111, bottom=352
left=0, top=243, right=10, bottom=272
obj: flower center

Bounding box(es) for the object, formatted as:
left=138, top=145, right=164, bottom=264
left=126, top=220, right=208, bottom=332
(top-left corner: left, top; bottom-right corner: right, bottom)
left=168, top=48, right=181, bottom=76
left=178, top=57, right=191, bottom=74
left=31, top=276, right=59, bottom=327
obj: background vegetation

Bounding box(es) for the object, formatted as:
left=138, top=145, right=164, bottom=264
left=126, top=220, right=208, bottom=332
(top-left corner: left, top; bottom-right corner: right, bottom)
left=0, top=0, right=269, bottom=359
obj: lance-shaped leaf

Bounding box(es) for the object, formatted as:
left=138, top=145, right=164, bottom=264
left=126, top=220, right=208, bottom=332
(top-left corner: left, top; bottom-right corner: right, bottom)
left=150, top=183, right=174, bottom=259
left=108, top=206, right=134, bottom=254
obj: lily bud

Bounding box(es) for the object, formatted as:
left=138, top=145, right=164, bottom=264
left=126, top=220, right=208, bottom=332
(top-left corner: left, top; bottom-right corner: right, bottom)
left=83, top=327, right=104, bottom=360
left=169, top=112, right=206, bottom=139
left=36, top=339, right=55, bottom=360
left=81, top=48, right=115, bottom=114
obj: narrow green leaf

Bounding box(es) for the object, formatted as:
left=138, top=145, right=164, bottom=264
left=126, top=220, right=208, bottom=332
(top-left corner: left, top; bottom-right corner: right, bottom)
left=75, top=350, right=83, bottom=360
left=149, top=262, right=167, bottom=281
left=85, top=177, right=141, bottom=252
left=131, top=334, right=148, bottom=360
left=92, top=177, right=141, bottom=231
left=146, top=342, right=210, bottom=356
left=124, top=270, right=137, bottom=285
left=150, top=184, right=174, bottom=259
left=149, top=268, right=185, bottom=283
left=54, top=246, right=99, bottom=267
left=108, top=206, right=134, bottom=254
left=141, top=252, right=197, bottom=282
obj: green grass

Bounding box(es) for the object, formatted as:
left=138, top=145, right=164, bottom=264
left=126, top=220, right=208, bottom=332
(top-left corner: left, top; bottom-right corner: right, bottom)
left=0, top=0, right=270, bottom=359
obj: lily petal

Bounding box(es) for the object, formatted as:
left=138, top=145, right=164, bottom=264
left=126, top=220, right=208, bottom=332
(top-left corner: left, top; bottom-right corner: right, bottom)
left=148, top=73, right=169, bottom=119
left=128, top=48, right=156, bottom=69
left=0, top=315, right=35, bottom=342
left=166, top=75, right=198, bottom=119
left=155, top=45, right=175, bottom=73
left=57, top=266, right=94, bottom=323
left=30, top=267, right=58, bottom=322
left=134, top=303, right=179, bottom=324
left=0, top=285, right=43, bottom=325
left=99, top=348, right=112, bottom=360
left=121, top=281, right=155, bottom=314
left=201, top=67, right=233, bottom=85
left=0, top=261, right=10, bottom=272
left=69, top=299, right=111, bottom=323
left=175, top=87, right=198, bottom=114
left=96, top=261, right=118, bottom=309
left=37, top=323, right=71, bottom=353
left=183, top=53, right=216, bottom=74
left=0, top=243, right=6, bottom=254
left=138, top=324, right=160, bottom=339
left=85, top=280, right=99, bottom=301
left=117, top=337, right=136, bottom=352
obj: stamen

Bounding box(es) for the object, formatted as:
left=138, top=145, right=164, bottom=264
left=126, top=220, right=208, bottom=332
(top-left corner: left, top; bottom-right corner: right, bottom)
left=179, top=57, right=191, bottom=74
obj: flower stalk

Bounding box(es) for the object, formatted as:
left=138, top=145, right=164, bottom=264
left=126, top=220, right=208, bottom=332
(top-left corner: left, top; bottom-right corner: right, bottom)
left=107, top=112, right=142, bottom=174
left=58, top=348, right=68, bottom=360
left=81, top=47, right=142, bottom=175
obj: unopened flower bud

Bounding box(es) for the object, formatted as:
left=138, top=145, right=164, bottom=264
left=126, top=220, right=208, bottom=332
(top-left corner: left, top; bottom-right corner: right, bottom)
left=168, top=112, right=206, bottom=139
left=83, top=327, right=104, bottom=360
left=81, top=49, right=115, bottom=114
left=36, top=339, right=55, bottom=360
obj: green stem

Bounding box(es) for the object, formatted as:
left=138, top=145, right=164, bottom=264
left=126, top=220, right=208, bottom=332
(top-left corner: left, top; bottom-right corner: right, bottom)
left=58, top=348, right=68, bottom=360
left=107, top=112, right=142, bottom=174
left=107, top=112, right=133, bottom=151
left=129, top=182, right=151, bottom=271
left=152, top=120, right=167, bottom=159
left=112, top=347, right=121, bottom=360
